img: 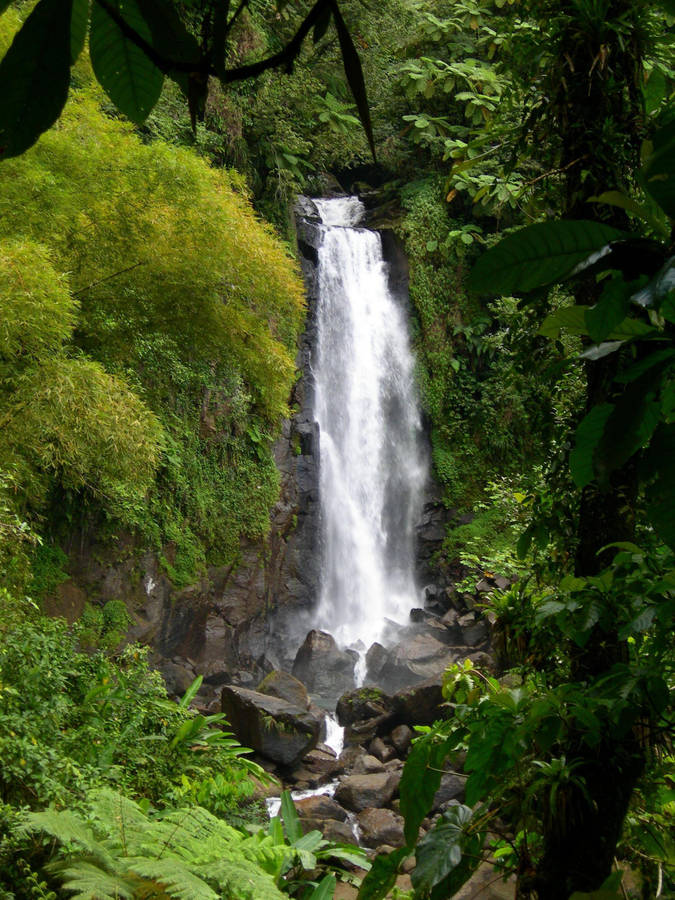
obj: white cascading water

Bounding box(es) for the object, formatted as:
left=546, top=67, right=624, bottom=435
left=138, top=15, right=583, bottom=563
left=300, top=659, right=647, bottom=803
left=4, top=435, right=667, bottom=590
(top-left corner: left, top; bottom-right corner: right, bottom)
left=312, top=197, right=427, bottom=675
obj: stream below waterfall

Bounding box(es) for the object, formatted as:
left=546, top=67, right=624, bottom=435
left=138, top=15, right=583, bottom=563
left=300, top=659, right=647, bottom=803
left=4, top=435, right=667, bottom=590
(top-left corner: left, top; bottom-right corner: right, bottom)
left=310, top=197, right=427, bottom=680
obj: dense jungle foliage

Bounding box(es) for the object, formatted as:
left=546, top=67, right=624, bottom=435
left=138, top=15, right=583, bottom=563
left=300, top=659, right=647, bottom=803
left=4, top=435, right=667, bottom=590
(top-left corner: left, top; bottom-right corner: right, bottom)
left=0, top=0, right=674, bottom=897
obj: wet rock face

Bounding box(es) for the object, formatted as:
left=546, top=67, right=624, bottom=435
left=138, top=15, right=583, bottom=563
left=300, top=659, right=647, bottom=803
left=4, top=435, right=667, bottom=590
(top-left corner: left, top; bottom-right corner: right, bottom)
left=220, top=685, right=323, bottom=768
left=292, top=630, right=357, bottom=701
left=356, top=808, right=405, bottom=849
left=334, top=773, right=399, bottom=813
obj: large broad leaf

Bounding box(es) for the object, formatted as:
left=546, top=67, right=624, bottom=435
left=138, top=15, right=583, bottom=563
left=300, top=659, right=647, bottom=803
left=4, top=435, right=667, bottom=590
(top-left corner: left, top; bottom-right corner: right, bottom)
left=307, top=874, right=336, bottom=900
left=399, top=736, right=446, bottom=846
left=134, top=0, right=201, bottom=67
left=70, top=0, right=89, bottom=62
left=90, top=0, right=164, bottom=124
left=585, top=276, right=631, bottom=343
left=570, top=404, right=614, bottom=489
left=642, top=121, right=675, bottom=219
left=412, top=805, right=483, bottom=896
left=280, top=791, right=302, bottom=844
left=469, top=220, right=623, bottom=295
left=539, top=305, right=589, bottom=339
left=0, top=0, right=72, bottom=159
left=596, top=373, right=663, bottom=479
left=644, top=424, right=675, bottom=551
left=357, top=847, right=410, bottom=900
left=329, top=0, right=375, bottom=161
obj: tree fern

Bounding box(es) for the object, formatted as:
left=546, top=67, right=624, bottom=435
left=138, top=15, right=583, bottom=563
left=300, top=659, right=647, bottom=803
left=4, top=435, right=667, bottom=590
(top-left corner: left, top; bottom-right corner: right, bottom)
left=22, top=790, right=288, bottom=900
left=54, top=862, right=135, bottom=900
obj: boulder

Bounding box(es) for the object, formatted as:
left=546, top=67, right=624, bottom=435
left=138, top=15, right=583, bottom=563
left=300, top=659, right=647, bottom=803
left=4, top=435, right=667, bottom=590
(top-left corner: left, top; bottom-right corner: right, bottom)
left=295, top=795, right=348, bottom=822
left=378, top=633, right=456, bottom=689
left=336, top=687, right=394, bottom=726
left=157, top=660, right=196, bottom=697
left=302, top=747, right=339, bottom=779
left=365, top=642, right=388, bottom=681
left=337, top=744, right=366, bottom=774
left=334, top=773, right=399, bottom=813
left=390, top=724, right=413, bottom=756
left=393, top=679, right=445, bottom=726
left=352, top=754, right=386, bottom=775
left=369, top=737, right=397, bottom=763
left=431, top=773, right=465, bottom=811
left=356, top=808, right=405, bottom=849
left=292, top=630, right=356, bottom=700
left=452, top=863, right=515, bottom=899
left=221, top=685, right=322, bottom=767
left=314, top=819, right=355, bottom=844
left=257, top=670, right=310, bottom=709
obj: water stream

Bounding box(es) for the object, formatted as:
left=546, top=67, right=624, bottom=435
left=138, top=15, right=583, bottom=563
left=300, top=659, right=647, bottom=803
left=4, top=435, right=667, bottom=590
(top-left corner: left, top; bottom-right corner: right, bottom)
left=311, top=197, right=427, bottom=675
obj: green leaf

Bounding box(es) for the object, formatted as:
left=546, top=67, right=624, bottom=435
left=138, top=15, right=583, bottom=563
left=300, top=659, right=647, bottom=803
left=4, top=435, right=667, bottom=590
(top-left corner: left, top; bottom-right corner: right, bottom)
left=307, top=874, right=336, bottom=900
left=569, top=404, right=613, bottom=488
left=642, top=121, right=675, bottom=219
left=644, top=424, right=675, bottom=550
left=585, top=277, right=630, bottom=343
left=357, top=848, right=410, bottom=900
left=539, top=305, right=589, bottom=339
left=179, top=674, right=203, bottom=709
left=579, top=341, right=624, bottom=361
left=134, top=0, right=201, bottom=67
left=516, top=524, right=534, bottom=559
left=0, top=0, right=73, bottom=159
left=90, top=0, right=164, bottom=124
left=596, top=374, right=662, bottom=478
left=399, top=736, right=446, bottom=846
left=469, top=220, right=623, bottom=295
left=280, top=791, right=302, bottom=844
left=71, top=0, right=89, bottom=62
left=329, top=0, right=375, bottom=161
left=412, top=805, right=482, bottom=894
left=615, top=349, right=675, bottom=383
left=570, top=870, right=625, bottom=899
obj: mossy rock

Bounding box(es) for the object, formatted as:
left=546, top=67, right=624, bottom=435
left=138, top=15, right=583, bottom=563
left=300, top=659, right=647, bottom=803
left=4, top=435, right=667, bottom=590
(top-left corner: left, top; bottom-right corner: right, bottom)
left=336, top=686, right=394, bottom=727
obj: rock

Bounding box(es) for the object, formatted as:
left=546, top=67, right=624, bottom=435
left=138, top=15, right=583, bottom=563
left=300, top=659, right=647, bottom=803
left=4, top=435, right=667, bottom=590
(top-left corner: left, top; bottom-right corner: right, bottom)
left=221, top=685, right=322, bottom=767
left=494, top=575, right=510, bottom=591
left=336, top=687, right=393, bottom=726
left=369, top=737, right=397, bottom=763
left=302, top=747, right=339, bottom=779
left=352, top=754, right=386, bottom=775
left=365, top=642, right=388, bottom=681
left=378, top=633, right=457, bottom=689
left=295, top=795, right=349, bottom=822
left=157, top=661, right=196, bottom=697
left=476, top=579, right=493, bottom=593
left=334, top=773, right=399, bottom=812
left=393, top=679, right=444, bottom=726
left=292, top=630, right=356, bottom=700
left=432, top=773, right=465, bottom=810
left=257, top=670, right=310, bottom=709
left=462, top=621, right=489, bottom=646
left=337, top=745, right=366, bottom=773
left=318, top=820, right=356, bottom=844
left=452, top=863, right=515, bottom=899
left=356, top=808, right=405, bottom=849
left=390, top=724, right=413, bottom=756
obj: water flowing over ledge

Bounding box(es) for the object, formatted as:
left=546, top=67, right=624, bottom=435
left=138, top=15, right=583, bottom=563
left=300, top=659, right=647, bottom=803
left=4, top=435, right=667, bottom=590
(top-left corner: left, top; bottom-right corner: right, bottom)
left=311, top=197, right=428, bottom=672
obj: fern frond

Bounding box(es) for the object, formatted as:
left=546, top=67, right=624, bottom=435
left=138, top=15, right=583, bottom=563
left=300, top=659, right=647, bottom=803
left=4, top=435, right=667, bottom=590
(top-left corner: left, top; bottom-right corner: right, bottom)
left=20, top=809, right=114, bottom=868
left=201, top=859, right=287, bottom=900
left=125, top=858, right=218, bottom=900
left=58, top=860, right=135, bottom=900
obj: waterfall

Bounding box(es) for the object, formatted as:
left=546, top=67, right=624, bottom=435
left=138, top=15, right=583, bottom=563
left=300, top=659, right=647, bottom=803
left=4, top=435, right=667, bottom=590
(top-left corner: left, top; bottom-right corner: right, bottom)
left=312, top=197, right=427, bottom=668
